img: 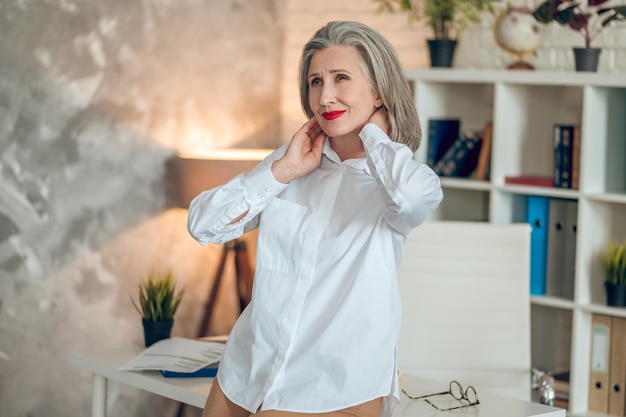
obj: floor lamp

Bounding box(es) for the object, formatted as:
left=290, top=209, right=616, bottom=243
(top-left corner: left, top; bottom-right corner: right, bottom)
left=176, top=149, right=272, bottom=337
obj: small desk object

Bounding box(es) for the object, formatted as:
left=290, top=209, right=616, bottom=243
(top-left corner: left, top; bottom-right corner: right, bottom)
left=70, top=346, right=566, bottom=417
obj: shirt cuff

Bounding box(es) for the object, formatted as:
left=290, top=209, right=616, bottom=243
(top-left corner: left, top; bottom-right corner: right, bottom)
left=244, top=160, right=288, bottom=205
left=360, top=123, right=391, bottom=148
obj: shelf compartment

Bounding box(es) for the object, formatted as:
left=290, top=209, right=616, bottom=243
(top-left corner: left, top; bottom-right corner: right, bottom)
left=492, top=83, right=584, bottom=183
left=531, top=305, right=573, bottom=377
left=576, top=199, right=626, bottom=305
left=414, top=81, right=493, bottom=165
left=580, top=86, right=626, bottom=194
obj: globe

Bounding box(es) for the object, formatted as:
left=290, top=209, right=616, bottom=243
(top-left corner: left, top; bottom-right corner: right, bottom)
left=494, top=5, right=546, bottom=70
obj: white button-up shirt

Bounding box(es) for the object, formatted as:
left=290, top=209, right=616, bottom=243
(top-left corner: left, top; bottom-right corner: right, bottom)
left=187, top=124, right=443, bottom=416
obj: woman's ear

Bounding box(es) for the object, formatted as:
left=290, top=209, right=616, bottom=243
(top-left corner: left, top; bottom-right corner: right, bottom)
left=374, top=96, right=383, bottom=109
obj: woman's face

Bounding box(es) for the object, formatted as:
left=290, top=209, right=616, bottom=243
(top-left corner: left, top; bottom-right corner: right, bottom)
left=307, top=45, right=382, bottom=142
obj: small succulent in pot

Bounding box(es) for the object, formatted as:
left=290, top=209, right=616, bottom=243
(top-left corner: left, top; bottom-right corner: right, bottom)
left=602, top=240, right=626, bottom=307
left=132, top=270, right=185, bottom=346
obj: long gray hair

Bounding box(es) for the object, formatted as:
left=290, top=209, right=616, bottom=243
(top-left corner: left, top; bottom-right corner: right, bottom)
left=298, top=21, right=421, bottom=151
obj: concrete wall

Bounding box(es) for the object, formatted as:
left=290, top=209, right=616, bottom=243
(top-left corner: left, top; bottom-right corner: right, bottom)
left=0, top=1, right=283, bottom=416
left=1, top=0, right=625, bottom=416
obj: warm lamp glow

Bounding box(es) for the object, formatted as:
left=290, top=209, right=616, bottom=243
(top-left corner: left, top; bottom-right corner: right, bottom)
left=176, top=148, right=274, bottom=208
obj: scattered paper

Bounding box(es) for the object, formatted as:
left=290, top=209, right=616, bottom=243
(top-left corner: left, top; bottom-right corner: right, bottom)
left=119, top=337, right=225, bottom=373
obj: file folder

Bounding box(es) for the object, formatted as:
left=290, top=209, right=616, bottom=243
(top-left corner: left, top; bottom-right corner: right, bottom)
left=562, top=200, right=577, bottom=300
left=545, top=199, right=565, bottom=298
left=609, top=317, right=626, bottom=416
left=589, top=314, right=611, bottom=413
left=526, top=196, right=550, bottom=295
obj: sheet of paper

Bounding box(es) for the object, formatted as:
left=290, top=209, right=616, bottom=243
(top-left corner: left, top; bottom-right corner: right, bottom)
left=119, top=337, right=225, bottom=373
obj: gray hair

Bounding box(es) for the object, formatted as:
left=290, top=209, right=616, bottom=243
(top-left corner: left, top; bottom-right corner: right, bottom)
left=298, top=21, right=421, bottom=151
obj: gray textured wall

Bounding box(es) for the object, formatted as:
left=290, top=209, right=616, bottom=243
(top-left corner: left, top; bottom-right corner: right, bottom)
left=0, top=1, right=284, bottom=416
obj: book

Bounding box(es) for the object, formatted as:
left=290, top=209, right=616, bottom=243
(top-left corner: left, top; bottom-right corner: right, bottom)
left=552, top=370, right=570, bottom=393
left=571, top=125, right=581, bottom=190
left=505, top=176, right=554, bottom=187
left=553, top=124, right=575, bottom=189
left=474, top=121, right=492, bottom=180
left=431, top=130, right=482, bottom=177
left=526, top=195, right=550, bottom=295
left=426, top=118, right=460, bottom=167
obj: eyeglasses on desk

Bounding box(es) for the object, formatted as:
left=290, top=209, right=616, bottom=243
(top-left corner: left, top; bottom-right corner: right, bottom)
left=401, top=380, right=480, bottom=411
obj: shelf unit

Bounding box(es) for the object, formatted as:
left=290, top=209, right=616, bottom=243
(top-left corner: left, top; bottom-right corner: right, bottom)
left=405, top=68, right=626, bottom=417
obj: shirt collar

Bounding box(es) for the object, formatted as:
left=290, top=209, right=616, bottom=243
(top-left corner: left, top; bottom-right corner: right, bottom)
left=322, top=137, right=371, bottom=174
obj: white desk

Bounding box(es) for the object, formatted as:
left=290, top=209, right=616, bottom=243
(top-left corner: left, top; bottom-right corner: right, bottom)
left=70, top=346, right=566, bottom=417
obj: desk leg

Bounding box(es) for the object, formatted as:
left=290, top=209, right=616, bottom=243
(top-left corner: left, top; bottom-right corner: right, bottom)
left=92, top=374, right=107, bottom=417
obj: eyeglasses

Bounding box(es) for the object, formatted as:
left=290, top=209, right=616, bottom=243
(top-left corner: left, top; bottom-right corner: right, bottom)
left=401, top=380, right=480, bottom=411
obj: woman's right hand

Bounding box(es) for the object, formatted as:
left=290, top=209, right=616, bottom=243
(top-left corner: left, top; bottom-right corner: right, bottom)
left=271, top=118, right=326, bottom=184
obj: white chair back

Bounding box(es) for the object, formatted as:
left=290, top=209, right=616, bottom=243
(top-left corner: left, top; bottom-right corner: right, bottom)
left=397, top=221, right=532, bottom=400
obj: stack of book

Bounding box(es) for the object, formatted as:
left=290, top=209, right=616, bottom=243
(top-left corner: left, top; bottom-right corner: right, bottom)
left=426, top=118, right=492, bottom=180
left=551, top=371, right=570, bottom=409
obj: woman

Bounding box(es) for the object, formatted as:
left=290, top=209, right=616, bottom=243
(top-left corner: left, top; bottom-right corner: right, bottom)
left=188, top=21, right=443, bottom=417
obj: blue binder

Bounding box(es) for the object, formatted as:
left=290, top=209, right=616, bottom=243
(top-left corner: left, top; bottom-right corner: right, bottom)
left=526, top=196, right=550, bottom=295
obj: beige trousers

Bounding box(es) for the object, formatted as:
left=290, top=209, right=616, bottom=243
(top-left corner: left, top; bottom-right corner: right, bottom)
left=202, top=378, right=383, bottom=417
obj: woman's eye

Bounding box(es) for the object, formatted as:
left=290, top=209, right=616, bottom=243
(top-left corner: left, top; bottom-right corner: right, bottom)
left=310, top=78, right=322, bottom=86
left=336, top=74, right=348, bottom=81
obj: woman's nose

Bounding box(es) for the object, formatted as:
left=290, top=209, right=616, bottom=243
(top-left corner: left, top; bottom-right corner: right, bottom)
left=319, top=84, right=336, bottom=106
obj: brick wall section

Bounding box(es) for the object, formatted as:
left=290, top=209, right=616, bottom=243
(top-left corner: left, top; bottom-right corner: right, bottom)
left=280, top=0, right=626, bottom=140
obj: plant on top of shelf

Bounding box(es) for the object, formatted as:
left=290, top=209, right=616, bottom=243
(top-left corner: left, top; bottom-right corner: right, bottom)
left=375, top=0, right=496, bottom=40
left=601, top=240, right=626, bottom=307
left=533, top=0, right=626, bottom=48
left=374, top=0, right=496, bottom=67
left=532, top=0, right=626, bottom=71
left=132, top=270, right=185, bottom=346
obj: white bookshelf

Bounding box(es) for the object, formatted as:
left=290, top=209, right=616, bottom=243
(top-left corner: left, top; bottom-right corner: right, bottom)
left=405, top=68, right=626, bottom=417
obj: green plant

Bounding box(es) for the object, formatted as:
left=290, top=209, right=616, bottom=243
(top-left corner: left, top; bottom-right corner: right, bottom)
left=132, top=271, right=185, bottom=322
left=533, top=0, right=626, bottom=48
left=374, top=0, right=496, bottom=40
left=602, top=240, right=626, bottom=285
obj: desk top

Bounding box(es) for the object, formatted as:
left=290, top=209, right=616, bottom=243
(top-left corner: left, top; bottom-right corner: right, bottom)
left=70, top=346, right=565, bottom=417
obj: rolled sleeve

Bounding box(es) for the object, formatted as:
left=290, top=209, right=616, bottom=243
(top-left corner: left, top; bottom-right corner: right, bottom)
left=187, top=147, right=288, bottom=245
left=360, top=123, right=443, bottom=235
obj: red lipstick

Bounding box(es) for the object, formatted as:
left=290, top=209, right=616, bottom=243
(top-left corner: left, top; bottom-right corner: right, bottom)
left=322, top=110, right=346, bottom=121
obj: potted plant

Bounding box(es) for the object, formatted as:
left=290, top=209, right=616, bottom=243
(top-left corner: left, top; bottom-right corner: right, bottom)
left=132, top=270, right=185, bottom=346
left=532, top=0, right=626, bottom=71
left=375, top=0, right=496, bottom=67
left=601, top=240, right=626, bottom=307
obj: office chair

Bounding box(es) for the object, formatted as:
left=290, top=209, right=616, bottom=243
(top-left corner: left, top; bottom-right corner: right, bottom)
left=397, top=220, right=532, bottom=401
